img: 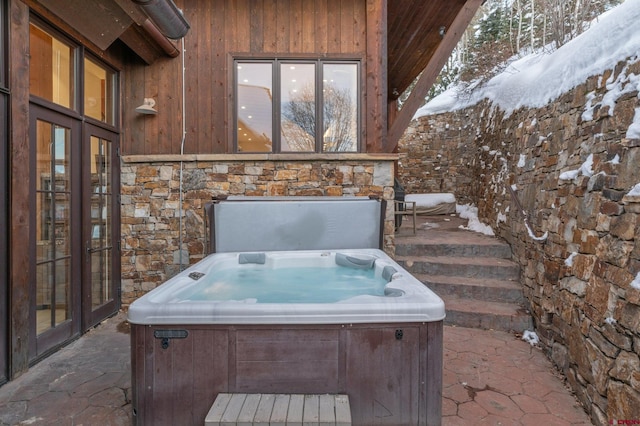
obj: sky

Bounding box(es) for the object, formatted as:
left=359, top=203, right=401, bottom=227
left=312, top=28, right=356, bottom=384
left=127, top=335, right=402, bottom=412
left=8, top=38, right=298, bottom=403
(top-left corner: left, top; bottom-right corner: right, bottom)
left=415, top=0, right=640, bottom=140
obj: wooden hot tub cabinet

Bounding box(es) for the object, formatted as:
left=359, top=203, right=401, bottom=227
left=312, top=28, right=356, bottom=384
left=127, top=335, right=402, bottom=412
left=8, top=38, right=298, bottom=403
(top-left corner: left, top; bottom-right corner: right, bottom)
left=131, top=321, right=443, bottom=426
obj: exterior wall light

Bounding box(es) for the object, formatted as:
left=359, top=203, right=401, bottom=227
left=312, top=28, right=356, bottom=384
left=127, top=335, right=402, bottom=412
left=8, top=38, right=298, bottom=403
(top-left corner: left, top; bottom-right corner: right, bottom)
left=135, top=98, right=157, bottom=115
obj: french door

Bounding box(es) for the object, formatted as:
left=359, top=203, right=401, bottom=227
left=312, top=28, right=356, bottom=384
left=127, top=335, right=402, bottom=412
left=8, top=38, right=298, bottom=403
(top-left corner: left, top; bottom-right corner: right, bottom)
left=83, top=123, right=119, bottom=329
left=29, top=109, right=120, bottom=360
left=30, top=107, right=81, bottom=358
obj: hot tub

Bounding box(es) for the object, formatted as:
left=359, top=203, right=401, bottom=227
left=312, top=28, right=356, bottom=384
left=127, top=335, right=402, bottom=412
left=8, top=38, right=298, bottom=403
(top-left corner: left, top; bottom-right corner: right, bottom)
left=129, top=197, right=445, bottom=426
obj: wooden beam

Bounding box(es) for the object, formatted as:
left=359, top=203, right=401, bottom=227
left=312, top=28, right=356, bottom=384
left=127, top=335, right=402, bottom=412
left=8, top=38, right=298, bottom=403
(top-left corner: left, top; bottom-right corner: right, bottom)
left=9, top=0, right=31, bottom=379
left=365, top=0, right=387, bottom=153
left=387, top=0, right=483, bottom=152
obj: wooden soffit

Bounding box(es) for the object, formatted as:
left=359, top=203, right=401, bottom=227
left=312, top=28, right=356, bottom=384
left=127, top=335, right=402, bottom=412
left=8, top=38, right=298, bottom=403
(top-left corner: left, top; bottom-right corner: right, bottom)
left=28, top=0, right=178, bottom=65
left=387, top=0, right=474, bottom=101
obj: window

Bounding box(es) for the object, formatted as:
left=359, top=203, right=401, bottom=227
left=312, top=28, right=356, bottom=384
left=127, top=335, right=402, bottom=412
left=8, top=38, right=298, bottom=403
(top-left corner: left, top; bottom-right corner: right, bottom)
left=29, top=22, right=75, bottom=109
left=235, top=60, right=359, bottom=153
left=84, top=57, right=116, bottom=125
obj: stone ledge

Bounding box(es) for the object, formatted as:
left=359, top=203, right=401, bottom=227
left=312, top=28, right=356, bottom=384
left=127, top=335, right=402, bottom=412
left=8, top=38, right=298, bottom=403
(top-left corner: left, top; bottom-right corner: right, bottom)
left=122, top=153, right=399, bottom=163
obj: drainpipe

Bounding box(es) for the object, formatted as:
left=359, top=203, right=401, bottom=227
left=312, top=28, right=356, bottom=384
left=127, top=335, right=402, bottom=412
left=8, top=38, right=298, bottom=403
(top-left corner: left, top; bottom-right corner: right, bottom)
left=132, top=0, right=190, bottom=40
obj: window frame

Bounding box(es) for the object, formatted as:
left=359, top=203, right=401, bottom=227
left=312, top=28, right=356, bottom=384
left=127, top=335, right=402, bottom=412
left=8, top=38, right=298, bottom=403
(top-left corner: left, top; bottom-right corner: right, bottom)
left=234, top=58, right=361, bottom=154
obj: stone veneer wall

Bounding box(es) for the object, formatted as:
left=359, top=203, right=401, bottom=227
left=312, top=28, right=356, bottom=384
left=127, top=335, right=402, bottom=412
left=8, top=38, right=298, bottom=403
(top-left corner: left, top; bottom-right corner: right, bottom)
left=120, top=155, right=396, bottom=305
left=398, top=58, right=640, bottom=423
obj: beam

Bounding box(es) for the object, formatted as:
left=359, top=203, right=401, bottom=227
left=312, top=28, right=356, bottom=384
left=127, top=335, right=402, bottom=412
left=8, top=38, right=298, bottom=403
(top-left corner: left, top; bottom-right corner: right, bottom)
left=387, top=0, right=483, bottom=152
left=365, top=0, right=388, bottom=153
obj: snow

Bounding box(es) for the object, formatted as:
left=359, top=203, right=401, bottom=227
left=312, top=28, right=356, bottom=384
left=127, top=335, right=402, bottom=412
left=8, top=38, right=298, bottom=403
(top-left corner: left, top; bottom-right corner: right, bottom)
left=632, top=272, right=640, bottom=290
left=627, top=183, right=640, bottom=196
left=559, top=154, right=594, bottom=181
left=605, top=316, right=617, bottom=325
left=525, top=222, right=548, bottom=242
left=522, top=330, right=539, bottom=346
left=517, top=154, right=526, bottom=168
left=406, top=193, right=456, bottom=207
left=456, top=204, right=495, bottom=236
left=565, top=252, right=578, bottom=267
left=415, top=0, right=640, bottom=120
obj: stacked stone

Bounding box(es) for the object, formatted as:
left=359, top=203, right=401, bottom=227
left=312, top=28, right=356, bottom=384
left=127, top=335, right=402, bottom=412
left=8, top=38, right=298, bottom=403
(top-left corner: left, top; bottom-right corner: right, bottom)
left=398, top=58, right=640, bottom=423
left=120, top=159, right=396, bottom=306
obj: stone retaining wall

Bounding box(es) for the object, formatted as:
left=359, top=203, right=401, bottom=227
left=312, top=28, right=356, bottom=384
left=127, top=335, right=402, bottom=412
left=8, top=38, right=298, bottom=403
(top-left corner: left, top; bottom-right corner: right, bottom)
left=120, top=156, right=396, bottom=306
left=398, top=59, right=640, bottom=423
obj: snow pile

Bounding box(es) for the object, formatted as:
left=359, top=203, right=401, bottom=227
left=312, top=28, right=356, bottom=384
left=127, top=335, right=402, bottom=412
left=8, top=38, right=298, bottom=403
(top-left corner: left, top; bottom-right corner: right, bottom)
left=405, top=193, right=456, bottom=207
left=416, top=0, right=640, bottom=121
left=559, top=154, right=594, bottom=181
left=456, top=204, right=495, bottom=236
left=522, top=330, right=539, bottom=346
left=632, top=272, right=640, bottom=290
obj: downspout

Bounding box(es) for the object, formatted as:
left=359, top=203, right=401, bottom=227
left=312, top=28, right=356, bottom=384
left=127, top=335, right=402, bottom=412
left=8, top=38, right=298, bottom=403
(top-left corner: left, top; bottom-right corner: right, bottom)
left=178, top=36, right=187, bottom=271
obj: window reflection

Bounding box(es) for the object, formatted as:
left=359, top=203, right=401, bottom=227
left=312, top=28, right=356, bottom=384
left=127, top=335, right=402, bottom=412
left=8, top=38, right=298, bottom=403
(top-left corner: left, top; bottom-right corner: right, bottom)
left=280, top=63, right=315, bottom=152
left=322, top=64, right=358, bottom=152
left=237, top=63, right=273, bottom=152
left=235, top=60, right=359, bottom=153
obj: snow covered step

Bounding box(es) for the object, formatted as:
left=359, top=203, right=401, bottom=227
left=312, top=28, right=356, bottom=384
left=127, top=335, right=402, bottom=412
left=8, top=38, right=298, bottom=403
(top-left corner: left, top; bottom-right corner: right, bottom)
left=397, top=255, right=520, bottom=281
left=441, top=295, right=533, bottom=333
left=415, top=274, right=525, bottom=304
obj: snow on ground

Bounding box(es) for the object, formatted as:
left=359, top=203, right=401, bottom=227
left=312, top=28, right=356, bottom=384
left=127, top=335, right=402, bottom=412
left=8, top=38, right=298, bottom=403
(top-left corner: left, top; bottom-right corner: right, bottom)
left=456, top=204, right=495, bottom=236
left=522, top=330, right=540, bottom=346
left=416, top=0, right=640, bottom=122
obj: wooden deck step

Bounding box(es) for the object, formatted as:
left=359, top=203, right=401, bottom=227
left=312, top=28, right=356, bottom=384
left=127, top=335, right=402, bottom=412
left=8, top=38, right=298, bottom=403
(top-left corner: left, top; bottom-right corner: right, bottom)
left=205, top=393, right=352, bottom=426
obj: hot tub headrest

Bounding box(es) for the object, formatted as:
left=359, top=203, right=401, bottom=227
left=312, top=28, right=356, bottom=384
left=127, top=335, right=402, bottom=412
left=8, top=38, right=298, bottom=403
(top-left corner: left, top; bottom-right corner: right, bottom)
left=335, top=253, right=375, bottom=269
left=238, top=253, right=266, bottom=264
left=382, top=265, right=398, bottom=282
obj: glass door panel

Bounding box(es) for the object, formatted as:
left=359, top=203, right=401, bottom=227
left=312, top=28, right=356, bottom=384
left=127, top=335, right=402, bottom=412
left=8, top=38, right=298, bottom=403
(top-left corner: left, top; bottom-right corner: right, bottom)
left=33, top=117, right=75, bottom=349
left=83, top=125, right=119, bottom=329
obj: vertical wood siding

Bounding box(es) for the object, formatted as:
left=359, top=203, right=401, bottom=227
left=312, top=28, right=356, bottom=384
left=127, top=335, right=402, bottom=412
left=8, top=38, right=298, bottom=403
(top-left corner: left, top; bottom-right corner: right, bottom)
left=122, top=0, right=374, bottom=156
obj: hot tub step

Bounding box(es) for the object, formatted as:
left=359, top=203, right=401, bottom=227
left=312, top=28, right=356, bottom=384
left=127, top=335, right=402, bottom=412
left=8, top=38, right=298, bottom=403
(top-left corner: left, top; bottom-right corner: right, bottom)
left=205, top=393, right=352, bottom=426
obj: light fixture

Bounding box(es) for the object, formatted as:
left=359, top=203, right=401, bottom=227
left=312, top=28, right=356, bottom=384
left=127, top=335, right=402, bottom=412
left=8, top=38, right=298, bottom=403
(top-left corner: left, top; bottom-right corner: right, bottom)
left=135, top=98, right=158, bottom=115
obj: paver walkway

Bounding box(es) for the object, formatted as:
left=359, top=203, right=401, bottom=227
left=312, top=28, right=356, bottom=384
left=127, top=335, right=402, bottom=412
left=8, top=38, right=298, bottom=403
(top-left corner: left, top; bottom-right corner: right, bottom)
left=0, top=311, right=593, bottom=425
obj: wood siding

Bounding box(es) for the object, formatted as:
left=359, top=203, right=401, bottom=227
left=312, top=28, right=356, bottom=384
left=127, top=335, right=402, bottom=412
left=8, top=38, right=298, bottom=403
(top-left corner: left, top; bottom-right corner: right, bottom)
left=121, top=0, right=379, bottom=156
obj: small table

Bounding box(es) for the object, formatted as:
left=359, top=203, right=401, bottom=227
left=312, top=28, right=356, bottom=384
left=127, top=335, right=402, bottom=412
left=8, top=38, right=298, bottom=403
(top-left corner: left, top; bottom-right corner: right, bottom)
left=394, top=200, right=417, bottom=234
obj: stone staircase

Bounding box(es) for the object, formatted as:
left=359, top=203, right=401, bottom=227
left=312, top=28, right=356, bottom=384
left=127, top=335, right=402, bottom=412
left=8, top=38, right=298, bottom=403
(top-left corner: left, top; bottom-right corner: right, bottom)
left=394, top=216, right=533, bottom=333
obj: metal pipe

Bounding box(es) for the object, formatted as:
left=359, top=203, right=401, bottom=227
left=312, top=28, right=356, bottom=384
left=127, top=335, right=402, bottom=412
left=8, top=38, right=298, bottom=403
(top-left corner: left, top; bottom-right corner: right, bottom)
left=132, top=0, right=190, bottom=40
left=141, top=19, right=179, bottom=57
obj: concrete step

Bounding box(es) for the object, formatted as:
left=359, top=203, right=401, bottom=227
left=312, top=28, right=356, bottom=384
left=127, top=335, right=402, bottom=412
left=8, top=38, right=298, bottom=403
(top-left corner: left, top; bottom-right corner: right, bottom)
left=397, top=255, right=520, bottom=281
left=441, top=295, right=533, bottom=333
left=395, top=240, right=512, bottom=259
left=415, top=274, right=524, bottom=304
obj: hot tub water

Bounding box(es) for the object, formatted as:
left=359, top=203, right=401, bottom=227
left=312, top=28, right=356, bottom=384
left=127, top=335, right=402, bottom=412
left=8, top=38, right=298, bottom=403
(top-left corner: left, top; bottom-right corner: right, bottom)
left=175, top=265, right=388, bottom=303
